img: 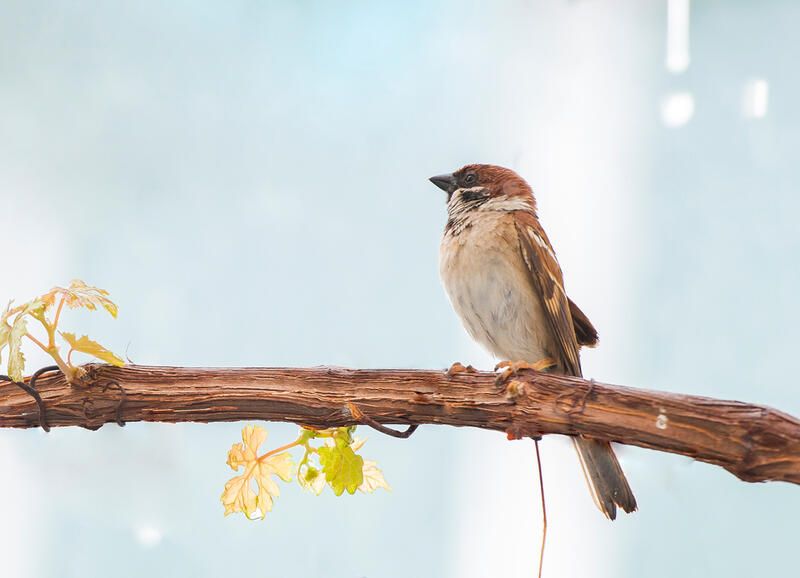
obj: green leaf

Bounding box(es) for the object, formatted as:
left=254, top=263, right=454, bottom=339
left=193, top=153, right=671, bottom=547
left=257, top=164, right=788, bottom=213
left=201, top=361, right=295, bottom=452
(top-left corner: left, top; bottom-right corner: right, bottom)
left=60, top=332, right=124, bottom=366
left=298, top=464, right=326, bottom=495
left=319, top=438, right=364, bottom=496
left=7, top=315, right=27, bottom=382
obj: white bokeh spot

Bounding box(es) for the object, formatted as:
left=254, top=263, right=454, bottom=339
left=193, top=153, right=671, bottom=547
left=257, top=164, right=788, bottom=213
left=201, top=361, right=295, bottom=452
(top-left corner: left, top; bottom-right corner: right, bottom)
left=134, top=524, right=164, bottom=548
left=661, top=92, right=695, bottom=127
left=742, top=78, right=769, bottom=119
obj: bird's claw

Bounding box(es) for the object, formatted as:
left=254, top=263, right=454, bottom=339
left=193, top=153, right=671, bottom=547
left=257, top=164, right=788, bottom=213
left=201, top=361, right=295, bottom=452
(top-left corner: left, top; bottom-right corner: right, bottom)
left=494, top=359, right=557, bottom=386
left=446, top=362, right=478, bottom=378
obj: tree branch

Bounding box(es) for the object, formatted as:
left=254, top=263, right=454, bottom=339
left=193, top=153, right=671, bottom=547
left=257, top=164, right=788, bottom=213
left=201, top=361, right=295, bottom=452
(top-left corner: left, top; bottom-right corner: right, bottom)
left=1, top=364, right=798, bottom=485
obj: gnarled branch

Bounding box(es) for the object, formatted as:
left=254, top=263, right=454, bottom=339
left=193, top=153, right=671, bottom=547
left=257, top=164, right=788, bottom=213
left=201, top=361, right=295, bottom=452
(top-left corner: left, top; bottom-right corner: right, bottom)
left=0, top=363, right=798, bottom=485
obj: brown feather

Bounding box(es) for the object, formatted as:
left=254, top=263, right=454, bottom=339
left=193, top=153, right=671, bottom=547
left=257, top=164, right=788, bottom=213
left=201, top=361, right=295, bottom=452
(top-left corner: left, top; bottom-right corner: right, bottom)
left=512, top=211, right=636, bottom=519
left=513, top=213, right=582, bottom=376
left=569, top=298, right=599, bottom=348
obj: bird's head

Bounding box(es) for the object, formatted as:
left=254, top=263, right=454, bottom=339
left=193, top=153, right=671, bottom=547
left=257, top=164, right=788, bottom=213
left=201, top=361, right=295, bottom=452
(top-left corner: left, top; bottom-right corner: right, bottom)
left=429, top=164, right=536, bottom=214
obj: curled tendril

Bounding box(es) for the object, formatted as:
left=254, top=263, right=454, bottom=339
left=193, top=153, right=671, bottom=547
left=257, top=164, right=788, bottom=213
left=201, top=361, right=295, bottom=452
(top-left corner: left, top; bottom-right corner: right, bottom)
left=0, top=364, right=60, bottom=432
left=346, top=403, right=418, bottom=439
left=1, top=365, right=127, bottom=431
left=100, top=378, right=126, bottom=427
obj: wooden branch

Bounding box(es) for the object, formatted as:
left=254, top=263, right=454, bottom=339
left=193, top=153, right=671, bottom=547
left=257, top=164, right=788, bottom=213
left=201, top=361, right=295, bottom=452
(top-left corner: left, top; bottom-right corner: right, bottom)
left=1, top=364, right=798, bottom=486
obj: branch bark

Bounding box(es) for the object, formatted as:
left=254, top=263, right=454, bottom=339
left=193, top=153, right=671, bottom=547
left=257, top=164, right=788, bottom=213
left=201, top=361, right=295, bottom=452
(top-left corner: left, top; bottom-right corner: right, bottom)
left=1, top=364, right=798, bottom=485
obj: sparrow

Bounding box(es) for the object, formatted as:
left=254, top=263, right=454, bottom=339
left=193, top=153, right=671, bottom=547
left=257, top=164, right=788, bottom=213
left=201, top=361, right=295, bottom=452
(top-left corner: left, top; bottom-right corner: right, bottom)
left=430, top=164, right=637, bottom=520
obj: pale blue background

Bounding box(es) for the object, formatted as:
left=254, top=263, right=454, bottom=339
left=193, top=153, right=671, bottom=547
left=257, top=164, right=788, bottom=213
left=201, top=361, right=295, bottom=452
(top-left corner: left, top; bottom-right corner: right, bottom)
left=1, top=1, right=798, bottom=577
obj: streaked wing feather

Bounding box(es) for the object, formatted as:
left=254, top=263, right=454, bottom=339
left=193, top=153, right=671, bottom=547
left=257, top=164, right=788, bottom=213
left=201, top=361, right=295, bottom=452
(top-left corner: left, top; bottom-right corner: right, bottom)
left=514, top=216, right=582, bottom=376
left=569, top=297, right=599, bottom=348
left=514, top=212, right=636, bottom=519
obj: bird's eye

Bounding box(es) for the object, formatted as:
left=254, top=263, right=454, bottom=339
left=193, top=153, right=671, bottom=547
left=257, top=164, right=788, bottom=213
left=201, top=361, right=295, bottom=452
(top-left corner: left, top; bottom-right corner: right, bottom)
left=464, top=173, right=477, bottom=185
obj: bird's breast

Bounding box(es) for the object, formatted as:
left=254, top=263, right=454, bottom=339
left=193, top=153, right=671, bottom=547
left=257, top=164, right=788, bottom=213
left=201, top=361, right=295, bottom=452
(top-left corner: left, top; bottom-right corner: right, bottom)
left=439, top=214, right=552, bottom=362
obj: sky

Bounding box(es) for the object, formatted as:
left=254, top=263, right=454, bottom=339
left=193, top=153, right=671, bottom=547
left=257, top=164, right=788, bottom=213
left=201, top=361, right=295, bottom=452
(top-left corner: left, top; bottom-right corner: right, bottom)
left=1, top=1, right=799, bottom=577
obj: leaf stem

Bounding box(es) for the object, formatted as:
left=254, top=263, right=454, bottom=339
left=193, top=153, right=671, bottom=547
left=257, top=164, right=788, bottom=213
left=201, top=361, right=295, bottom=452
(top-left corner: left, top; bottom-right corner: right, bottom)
left=24, top=333, right=49, bottom=353
left=52, top=297, right=65, bottom=331
left=258, top=439, right=303, bottom=462
left=23, top=332, right=75, bottom=381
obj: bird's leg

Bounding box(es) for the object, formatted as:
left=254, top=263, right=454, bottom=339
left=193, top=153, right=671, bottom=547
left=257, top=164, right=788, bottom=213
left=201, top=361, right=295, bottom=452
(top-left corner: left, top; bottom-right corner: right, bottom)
left=495, top=358, right=557, bottom=386
left=446, top=362, right=478, bottom=378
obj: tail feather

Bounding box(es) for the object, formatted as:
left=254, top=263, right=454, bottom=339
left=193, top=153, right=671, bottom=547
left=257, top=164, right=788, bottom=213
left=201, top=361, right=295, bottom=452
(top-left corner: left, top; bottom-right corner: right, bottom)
left=572, top=437, right=637, bottom=520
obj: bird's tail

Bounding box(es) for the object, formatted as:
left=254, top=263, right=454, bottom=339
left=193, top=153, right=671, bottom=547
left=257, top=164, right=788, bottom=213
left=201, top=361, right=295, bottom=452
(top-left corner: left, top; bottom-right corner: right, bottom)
left=572, top=437, right=637, bottom=520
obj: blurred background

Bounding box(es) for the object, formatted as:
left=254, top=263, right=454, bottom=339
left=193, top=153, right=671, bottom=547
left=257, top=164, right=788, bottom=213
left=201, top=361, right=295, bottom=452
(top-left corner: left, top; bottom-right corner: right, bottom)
left=1, top=1, right=799, bottom=576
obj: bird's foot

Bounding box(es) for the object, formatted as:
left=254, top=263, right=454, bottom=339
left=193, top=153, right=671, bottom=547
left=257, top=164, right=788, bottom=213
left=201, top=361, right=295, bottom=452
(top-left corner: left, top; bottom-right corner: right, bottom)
left=495, top=358, right=557, bottom=386
left=446, top=362, right=478, bottom=378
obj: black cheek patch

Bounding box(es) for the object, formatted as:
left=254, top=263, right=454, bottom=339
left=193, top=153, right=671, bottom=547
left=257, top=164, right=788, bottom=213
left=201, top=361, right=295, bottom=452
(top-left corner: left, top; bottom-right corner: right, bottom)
left=461, top=190, right=488, bottom=203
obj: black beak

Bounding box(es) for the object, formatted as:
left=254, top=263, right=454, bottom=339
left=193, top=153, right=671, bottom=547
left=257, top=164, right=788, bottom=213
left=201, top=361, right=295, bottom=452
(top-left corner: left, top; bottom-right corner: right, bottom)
left=429, top=173, right=456, bottom=193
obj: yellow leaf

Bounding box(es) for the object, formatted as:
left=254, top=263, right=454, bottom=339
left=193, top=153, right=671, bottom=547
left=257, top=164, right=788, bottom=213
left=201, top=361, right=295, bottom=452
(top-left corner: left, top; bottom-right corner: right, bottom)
left=0, top=322, right=9, bottom=366
left=358, top=460, right=390, bottom=493
left=1, top=301, right=12, bottom=323
left=221, top=425, right=294, bottom=519
left=23, top=299, right=47, bottom=322
left=7, top=315, right=27, bottom=382
left=226, top=442, right=247, bottom=470
left=45, top=279, right=118, bottom=318
left=60, top=332, right=124, bottom=366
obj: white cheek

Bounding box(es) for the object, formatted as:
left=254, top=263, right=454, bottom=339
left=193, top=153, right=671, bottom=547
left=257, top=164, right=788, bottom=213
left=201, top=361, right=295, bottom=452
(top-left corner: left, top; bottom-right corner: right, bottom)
left=482, top=197, right=532, bottom=212
left=448, top=186, right=489, bottom=209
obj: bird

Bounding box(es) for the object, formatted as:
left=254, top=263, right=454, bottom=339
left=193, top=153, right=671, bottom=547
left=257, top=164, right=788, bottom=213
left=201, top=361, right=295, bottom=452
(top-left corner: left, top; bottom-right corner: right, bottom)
left=430, top=163, right=637, bottom=520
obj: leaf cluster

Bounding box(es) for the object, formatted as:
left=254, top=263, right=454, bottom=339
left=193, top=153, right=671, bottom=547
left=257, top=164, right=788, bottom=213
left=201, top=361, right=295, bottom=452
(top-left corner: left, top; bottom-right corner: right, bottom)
left=0, top=280, right=124, bottom=383
left=221, top=424, right=389, bottom=520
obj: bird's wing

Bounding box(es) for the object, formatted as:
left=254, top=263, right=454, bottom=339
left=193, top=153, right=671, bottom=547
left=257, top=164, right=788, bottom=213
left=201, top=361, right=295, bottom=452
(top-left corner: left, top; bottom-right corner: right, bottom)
left=513, top=213, right=582, bottom=376
left=569, top=297, right=599, bottom=348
